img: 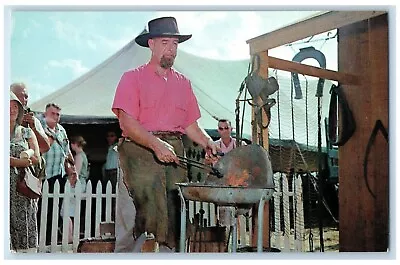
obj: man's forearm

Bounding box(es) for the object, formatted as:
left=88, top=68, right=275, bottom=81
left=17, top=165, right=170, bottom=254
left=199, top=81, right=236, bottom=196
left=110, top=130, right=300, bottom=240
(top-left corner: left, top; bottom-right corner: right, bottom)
left=185, top=122, right=213, bottom=149
left=118, top=110, right=159, bottom=150
left=67, top=152, right=75, bottom=164
left=33, top=129, right=50, bottom=154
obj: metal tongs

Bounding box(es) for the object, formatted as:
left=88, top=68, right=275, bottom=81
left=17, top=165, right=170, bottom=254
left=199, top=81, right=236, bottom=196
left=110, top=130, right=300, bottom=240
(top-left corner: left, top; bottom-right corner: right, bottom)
left=176, top=153, right=224, bottom=178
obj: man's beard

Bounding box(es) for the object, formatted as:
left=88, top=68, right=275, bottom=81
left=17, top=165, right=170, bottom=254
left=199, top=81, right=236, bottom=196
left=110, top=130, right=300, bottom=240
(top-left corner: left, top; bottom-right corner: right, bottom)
left=160, top=55, right=175, bottom=69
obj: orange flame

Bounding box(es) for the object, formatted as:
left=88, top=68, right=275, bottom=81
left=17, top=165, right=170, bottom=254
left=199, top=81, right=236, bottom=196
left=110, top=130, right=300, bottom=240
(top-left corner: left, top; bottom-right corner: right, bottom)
left=225, top=170, right=250, bottom=187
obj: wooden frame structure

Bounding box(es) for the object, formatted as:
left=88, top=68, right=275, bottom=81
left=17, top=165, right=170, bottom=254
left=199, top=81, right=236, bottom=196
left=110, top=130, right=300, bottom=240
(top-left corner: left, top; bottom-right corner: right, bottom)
left=247, top=11, right=385, bottom=84
left=246, top=10, right=389, bottom=252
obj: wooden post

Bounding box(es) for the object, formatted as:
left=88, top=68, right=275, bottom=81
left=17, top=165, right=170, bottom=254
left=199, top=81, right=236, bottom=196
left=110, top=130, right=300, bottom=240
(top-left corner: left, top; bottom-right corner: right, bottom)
left=250, top=51, right=271, bottom=249
left=338, top=14, right=389, bottom=252
left=245, top=10, right=389, bottom=252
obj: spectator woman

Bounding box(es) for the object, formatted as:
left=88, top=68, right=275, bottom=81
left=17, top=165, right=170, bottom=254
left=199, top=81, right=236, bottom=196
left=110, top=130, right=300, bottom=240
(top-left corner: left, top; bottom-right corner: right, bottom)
left=70, top=135, right=89, bottom=191
left=9, top=91, right=41, bottom=252
left=61, top=135, right=89, bottom=242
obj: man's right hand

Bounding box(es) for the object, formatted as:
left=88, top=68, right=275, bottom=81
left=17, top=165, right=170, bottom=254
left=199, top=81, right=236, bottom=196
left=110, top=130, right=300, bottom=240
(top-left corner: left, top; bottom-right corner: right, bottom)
left=152, top=138, right=179, bottom=164
left=204, top=153, right=221, bottom=166
left=22, top=112, right=35, bottom=128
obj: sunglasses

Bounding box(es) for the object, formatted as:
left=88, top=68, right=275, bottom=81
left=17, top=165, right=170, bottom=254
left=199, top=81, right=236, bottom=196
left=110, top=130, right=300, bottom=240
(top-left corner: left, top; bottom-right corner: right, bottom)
left=218, top=127, right=230, bottom=131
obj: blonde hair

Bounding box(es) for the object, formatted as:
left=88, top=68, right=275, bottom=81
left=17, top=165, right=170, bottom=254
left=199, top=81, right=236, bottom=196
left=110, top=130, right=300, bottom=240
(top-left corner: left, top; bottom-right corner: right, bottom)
left=70, top=135, right=87, bottom=148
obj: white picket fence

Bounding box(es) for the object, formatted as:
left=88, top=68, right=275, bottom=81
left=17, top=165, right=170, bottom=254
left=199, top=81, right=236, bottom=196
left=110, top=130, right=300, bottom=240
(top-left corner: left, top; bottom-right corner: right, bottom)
left=38, top=179, right=116, bottom=253
left=38, top=173, right=305, bottom=253
left=270, top=173, right=305, bottom=252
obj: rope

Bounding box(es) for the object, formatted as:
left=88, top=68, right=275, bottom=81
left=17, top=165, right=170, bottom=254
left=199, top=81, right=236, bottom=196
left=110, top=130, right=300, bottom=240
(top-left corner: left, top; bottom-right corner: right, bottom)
left=304, top=75, right=309, bottom=147
left=317, top=96, right=325, bottom=252
left=240, top=88, right=248, bottom=145
left=285, top=31, right=337, bottom=47
left=294, top=143, right=339, bottom=225
left=290, top=73, right=295, bottom=142
left=239, top=62, right=252, bottom=145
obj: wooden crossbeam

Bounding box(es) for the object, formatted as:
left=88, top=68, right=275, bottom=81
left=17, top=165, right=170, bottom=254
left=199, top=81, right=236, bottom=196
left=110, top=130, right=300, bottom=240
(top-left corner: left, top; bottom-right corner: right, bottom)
left=267, top=56, right=360, bottom=85
left=247, top=11, right=387, bottom=55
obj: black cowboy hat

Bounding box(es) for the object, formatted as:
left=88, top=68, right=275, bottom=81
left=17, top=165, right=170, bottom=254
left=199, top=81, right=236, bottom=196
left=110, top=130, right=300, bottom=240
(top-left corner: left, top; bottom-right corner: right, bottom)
left=135, top=16, right=192, bottom=48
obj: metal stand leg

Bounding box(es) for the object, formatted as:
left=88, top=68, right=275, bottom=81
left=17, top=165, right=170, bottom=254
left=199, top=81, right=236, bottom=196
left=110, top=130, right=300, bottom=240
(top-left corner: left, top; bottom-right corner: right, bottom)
left=232, top=212, right=238, bottom=253
left=178, top=187, right=186, bottom=253
left=257, top=196, right=266, bottom=252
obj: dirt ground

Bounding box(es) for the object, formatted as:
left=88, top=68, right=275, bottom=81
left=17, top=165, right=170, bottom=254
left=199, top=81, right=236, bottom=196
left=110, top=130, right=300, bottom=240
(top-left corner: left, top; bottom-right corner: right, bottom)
left=307, top=226, right=339, bottom=252
left=242, top=225, right=339, bottom=253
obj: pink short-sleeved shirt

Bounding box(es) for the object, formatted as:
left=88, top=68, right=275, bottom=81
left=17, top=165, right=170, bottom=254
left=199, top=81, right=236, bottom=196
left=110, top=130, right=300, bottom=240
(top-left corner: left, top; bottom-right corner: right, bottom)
left=215, top=137, right=247, bottom=154
left=112, top=63, right=201, bottom=134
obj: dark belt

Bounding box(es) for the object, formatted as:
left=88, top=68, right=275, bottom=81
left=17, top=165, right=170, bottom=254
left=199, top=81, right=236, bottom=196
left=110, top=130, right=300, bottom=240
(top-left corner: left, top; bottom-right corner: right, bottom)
left=124, top=131, right=183, bottom=142
left=151, top=131, right=182, bottom=139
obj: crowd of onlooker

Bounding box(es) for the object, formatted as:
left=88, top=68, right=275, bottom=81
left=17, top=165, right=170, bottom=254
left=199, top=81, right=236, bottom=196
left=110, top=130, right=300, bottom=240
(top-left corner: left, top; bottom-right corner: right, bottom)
left=9, top=82, right=118, bottom=252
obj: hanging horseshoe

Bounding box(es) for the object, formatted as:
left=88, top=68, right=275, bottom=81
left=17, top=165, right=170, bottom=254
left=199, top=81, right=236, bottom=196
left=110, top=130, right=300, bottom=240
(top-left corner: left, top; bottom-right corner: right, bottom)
left=291, top=46, right=326, bottom=99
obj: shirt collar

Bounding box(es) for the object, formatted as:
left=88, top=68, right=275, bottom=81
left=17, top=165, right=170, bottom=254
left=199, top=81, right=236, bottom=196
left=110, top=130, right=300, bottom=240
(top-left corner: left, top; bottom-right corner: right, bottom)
left=145, top=63, right=173, bottom=79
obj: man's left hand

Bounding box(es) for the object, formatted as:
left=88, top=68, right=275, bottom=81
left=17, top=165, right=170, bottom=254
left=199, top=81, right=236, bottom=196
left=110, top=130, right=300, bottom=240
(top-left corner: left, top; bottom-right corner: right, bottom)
left=205, top=139, right=219, bottom=157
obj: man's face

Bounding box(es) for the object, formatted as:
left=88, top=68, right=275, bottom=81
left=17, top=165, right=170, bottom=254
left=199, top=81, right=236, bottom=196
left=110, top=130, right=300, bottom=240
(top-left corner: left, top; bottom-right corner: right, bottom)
left=13, top=86, right=29, bottom=107
left=217, top=121, right=232, bottom=138
left=106, top=132, right=117, bottom=145
left=44, top=106, right=61, bottom=125
left=149, top=37, right=179, bottom=69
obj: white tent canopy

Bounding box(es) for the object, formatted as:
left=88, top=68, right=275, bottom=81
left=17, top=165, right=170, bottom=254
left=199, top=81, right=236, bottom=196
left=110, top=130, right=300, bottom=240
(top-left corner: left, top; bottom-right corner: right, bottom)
left=30, top=37, right=254, bottom=134
left=30, top=36, right=334, bottom=148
